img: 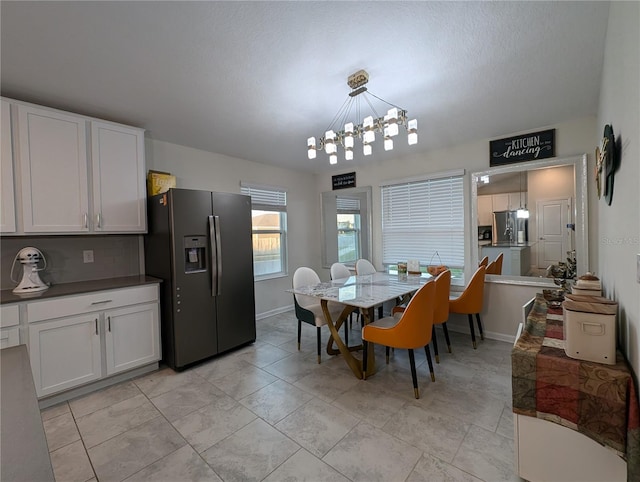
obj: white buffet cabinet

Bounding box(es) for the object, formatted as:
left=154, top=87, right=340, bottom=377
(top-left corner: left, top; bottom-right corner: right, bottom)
left=25, top=284, right=160, bottom=402
left=513, top=300, right=626, bottom=482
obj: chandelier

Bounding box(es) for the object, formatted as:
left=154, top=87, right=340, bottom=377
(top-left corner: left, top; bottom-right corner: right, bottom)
left=307, top=70, right=418, bottom=164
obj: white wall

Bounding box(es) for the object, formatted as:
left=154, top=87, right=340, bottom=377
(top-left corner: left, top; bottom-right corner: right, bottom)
left=596, top=1, right=639, bottom=377
left=145, top=138, right=319, bottom=318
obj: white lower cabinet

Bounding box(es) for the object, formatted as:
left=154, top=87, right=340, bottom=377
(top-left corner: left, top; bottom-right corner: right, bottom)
left=29, top=314, right=102, bottom=397
left=105, top=302, right=160, bottom=376
left=1, top=304, right=21, bottom=349
left=26, top=284, right=160, bottom=398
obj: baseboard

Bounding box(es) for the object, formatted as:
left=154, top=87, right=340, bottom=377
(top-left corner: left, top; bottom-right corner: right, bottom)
left=256, top=304, right=294, bottom=321
left=38, top=362, right=158, bottom=409
left=445, top=320, right=516, bottom=344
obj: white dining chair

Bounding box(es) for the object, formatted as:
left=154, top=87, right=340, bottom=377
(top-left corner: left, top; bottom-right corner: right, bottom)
left=355, top=258, right=376, bottom=275
left=330, top=262, right=360, bottom=329
left=355, top=259, right=383, bottom=319
left=330, top=262, right=352, bottom=280
left=292, top=267, right=347, bottom=363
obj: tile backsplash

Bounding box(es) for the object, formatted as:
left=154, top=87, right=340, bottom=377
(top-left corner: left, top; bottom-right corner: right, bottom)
left=0, top=235, right=142, bottom=290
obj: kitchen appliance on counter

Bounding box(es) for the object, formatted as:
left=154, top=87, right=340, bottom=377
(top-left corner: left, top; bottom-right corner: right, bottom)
left=145, top=188, right=256, bottom=370
left=492, top=210, right=528, bottom=245
left=10, top=247, right=49, bottom=294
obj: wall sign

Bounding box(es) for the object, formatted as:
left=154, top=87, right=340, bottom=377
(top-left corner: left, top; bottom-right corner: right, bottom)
left=490, top=129, right=555, bottom=166
left=332, top=172, right=356, bottom=190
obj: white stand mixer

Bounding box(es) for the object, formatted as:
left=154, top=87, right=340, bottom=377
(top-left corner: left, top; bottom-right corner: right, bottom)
left=10, top=247, right=49, bottom=294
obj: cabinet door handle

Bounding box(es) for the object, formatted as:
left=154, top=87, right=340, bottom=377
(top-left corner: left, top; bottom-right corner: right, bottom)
left=95, top=318, right=98, bottom=335
left=107, top=316, right=111, bottom=332
left=84, top=212, right=88, bottom=229
left=97, top=212, right=102, bottom=229
left=91, top=300, right=113, bottom=305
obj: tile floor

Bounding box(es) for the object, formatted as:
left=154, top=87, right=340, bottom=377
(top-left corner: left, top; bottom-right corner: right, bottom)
left=41, top=311, right=523, bottom=482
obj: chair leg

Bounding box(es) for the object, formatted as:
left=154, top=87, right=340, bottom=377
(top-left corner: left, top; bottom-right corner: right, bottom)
left=408, top=349, right=419, bottom=399
left=344, top=319, right=348, bottom=346
left=316, top=327, right=322, bottom=363
left=475, top=313, right=484, bottom=340
left=362, top=340, right=368, bottom=380
left=468, top=314, right=477, bottom=349
left=377, top=306, right=383, bottom=320
left=385, top=346, right=390, bottom=364
left=442, top=323, right=452, bottom=353
left=424, top=344, right=435, bottom=382
left=431, top=325, right=440, bottom=363
left=297, top=320, right=301, bottom=351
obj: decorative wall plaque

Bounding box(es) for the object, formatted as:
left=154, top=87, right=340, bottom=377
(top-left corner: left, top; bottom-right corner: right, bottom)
left=490, top=129, right=555, bottom=166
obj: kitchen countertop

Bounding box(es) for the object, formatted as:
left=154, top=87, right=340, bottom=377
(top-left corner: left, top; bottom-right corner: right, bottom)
left=0, top=275, right=162, bottom=304
left=1, top=345, right=55, bottom=482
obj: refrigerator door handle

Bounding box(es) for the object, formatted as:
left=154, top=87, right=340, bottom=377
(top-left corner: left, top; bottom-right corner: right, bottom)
left=209, top=215, right=223, bottom=296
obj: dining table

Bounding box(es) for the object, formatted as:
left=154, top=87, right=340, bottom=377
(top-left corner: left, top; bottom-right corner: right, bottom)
left=288, top=271, right=433, bottom=379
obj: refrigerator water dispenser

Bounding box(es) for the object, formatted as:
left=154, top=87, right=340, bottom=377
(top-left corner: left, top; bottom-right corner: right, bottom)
left=184, top=236, right=207, bottom=273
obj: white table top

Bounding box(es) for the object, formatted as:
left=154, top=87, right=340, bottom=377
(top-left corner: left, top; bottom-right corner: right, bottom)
left=288, top=272, right=433, bottom=309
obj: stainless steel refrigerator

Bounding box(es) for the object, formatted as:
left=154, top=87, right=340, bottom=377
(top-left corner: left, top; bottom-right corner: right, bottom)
left=145, top=188, right=256, bottom=370
left=492, top=210, right=528, bottom=244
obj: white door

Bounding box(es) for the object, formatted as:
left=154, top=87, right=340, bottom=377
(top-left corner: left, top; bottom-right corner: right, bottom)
left=29, top=314, right=102, bottom=397
left=104, top=302, right=160, bottom=375
left=17, top=105, right=89, bottom=232
left=91, top=121, right=146, bottom=232
left=537, top=198, right=570, bottom=269
left=1, top=100, right=16, bottom=233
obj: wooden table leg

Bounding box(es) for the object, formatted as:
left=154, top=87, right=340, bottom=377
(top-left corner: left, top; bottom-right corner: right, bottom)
left=322, top=301, right=363, bottom=379
left=361, top=307, right=376, bottom=378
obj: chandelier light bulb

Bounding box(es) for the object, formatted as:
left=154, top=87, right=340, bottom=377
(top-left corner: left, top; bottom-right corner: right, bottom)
left=345, top=135, right=354, bottom=149
left=407, top=119, right=418, bottom=146
left=344, top=122, right=354, bottom=134
left=308, top=148, right=316, bottom=159
left=384, top=137, right=393, bottom=151
left=329, top=154, right=338, bottom=165
left=363, top=144, right=372, bottom=156
left=345, top=148, right=353, bottom=161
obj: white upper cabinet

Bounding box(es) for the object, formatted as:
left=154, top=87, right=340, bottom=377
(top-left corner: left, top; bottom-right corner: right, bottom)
left=492, top=193, right=510, bottom=212
left=5, top=97, right=146, bottom=234
left=17, top=104, right=90, bottom=232
left=91, top=121, right=146, bottom=232
left=1, top=100, right=16, bottom=233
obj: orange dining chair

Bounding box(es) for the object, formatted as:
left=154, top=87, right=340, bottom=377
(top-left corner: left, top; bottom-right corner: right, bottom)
left=292, top=267, right=347, bottom=363
left=449, top=265, right=486, bottom=349
left=362, top=280, right=436, bottom=399
left=485, top=253, right=503, bottom=275
left=391, top=269, right=452, bottom=364
left=479, top=256, right=489, bottom=268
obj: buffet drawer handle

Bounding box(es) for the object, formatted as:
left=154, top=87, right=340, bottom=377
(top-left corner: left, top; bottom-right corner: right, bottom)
left=95, top=318, right=98, bottom=335
left=91, top=300, right=113, bottom=305
left=107, top=316, right=111, bottom=332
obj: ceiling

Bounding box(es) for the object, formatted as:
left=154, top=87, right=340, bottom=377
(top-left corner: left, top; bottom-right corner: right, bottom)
left=1, top=1, right=610, bottom=174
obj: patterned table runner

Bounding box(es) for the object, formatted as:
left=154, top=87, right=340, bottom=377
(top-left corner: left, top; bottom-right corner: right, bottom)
left=512, top=293, right=639, bottom=480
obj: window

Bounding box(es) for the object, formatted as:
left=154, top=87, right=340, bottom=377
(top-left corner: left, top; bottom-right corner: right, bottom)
left=240, top=183, right=287, bottom=279
left=336, top=197, right=361, bottom=263
left=381, top=170, right=464, bottom=276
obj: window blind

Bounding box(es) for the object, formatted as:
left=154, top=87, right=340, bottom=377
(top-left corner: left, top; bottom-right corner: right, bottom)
left=336, top=197, right=360, bottom=214
left=240, top=184, right=287, bottom=212
left=381, top=175, right=464, bottom=267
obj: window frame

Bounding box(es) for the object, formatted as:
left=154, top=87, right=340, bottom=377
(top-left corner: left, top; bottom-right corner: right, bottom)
left=380, top=169, right=465, bottom=278
left=240, top=183, right=288, bottom=281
